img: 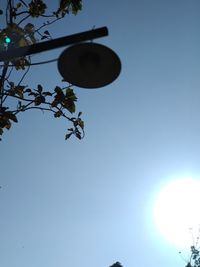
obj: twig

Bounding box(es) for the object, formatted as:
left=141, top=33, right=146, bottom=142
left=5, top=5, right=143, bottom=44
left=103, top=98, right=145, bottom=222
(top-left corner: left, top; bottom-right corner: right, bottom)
left=0, top=63, right=9, bottom=106
left=8, top=0, right=13, bottom=24
left=19, top=0, right=28, bottom=7
left=15, top=11, right=29, bottom=16
left=17, top=14, right=30, bottom=25
left=17, top=62, right=31, bottom=86
left=35, top=17, right=61, bottom=33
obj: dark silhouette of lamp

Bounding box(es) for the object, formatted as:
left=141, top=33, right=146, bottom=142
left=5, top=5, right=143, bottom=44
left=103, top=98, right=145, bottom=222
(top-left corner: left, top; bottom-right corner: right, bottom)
left=0, top=27, right=121, bottom=89
left=58, top=42, right=121, bottom=88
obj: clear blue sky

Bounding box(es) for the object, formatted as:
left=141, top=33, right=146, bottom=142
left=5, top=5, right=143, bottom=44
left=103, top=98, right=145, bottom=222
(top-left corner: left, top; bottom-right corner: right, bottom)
left=1, top=0, right=200, bottom=267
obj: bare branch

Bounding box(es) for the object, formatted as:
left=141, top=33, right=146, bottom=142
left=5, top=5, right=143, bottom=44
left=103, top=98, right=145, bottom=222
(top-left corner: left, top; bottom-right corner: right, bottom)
left=8, top=0, right=13, bottom=24
left=35, top=17, right=62, bottom=34
left=15, top=11, right=29, bottom=16
left=0, top=63, right=9, bottom=106
left=17, top=13, right=31, bottom=25
left=19, top=0, right=28, bottom=8
left=17, top=62, right=31, bottom=86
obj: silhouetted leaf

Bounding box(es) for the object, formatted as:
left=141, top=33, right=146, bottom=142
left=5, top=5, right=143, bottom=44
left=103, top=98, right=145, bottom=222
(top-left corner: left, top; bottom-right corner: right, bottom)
left=43, top=91, right=52, bottom=96
left=65, top=88, right=77, bottom=101
left=25, top=88, right=32, bottom=93
left=15, top=85, right=25, bottom=98
left=75, top=132, right=81, bottom=139
left=24, top=23, right=34, bottom=33
left=63, top=99, right=75, bottom=113
left=54, top=111, right=62, bottom=118
left=37, top=84, right=43, bottom=93
left=44, top=30, right=50, bottom=35
left=34, top=96, right=45, bottom=105
left=6, top=112, right=18, bottom=123
left=16, top=2, right=22, bottom=9
left=4, top=120, right=11, bottom=130
left=41, top=35, right=48, bottom=40
left=65, top=133, right=72, bottom=140
left=54, top=86, right=62, bottom=93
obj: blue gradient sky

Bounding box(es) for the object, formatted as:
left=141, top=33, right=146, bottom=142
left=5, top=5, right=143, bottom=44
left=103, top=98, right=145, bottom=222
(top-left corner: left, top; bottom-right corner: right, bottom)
left=1, top=1, right=200, bottom=267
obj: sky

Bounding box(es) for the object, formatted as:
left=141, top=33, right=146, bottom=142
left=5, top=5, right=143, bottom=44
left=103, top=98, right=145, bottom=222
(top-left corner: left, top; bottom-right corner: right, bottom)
left=1, top=0, right=200, bottom=267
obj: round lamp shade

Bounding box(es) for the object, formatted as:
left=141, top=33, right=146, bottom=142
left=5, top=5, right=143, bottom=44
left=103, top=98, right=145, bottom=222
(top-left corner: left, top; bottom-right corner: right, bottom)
left=57, top=42, right=121, bottom=89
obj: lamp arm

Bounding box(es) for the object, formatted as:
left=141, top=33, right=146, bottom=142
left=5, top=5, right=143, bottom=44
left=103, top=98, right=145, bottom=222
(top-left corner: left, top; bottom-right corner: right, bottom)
left=0, top=27, right=109, bottom=62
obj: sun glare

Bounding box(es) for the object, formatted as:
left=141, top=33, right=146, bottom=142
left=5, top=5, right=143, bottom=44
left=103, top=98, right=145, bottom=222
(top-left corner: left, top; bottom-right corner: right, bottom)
left=153, top=177, right=200, bottom=248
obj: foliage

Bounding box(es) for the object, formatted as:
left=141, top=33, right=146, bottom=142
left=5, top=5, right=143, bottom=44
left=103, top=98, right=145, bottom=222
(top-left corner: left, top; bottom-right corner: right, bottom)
left=0, top=0, right=84, bottom=141
left=185, top=245, right=200, bottom=267
left=180, top=230, right=200, bottom=267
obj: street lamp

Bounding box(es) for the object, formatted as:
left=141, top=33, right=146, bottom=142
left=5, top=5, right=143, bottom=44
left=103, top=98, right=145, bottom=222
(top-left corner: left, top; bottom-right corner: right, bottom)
left=58, top=42, right=121, bottom=88
left=0, top=27, right=121, bottom=89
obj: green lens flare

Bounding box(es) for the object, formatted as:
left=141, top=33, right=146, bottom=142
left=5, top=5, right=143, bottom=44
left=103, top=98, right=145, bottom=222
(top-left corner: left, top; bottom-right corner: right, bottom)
left=5, top=37, right=11, bottom=43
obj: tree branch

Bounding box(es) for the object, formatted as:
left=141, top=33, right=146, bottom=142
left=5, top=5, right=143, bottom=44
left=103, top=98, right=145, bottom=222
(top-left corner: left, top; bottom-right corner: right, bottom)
left=35, top=17, right=62, bottom=34
left=8, top=0, right=13, bottom=24
left=0, top=63, right=9, bottom=107
left=17, top=14, right=31, bottom=25
left=17, top=63, right=30, bottom=86
left=19, top=0, right=28, bottom=7
left=15, top=11, right=29, bottom=16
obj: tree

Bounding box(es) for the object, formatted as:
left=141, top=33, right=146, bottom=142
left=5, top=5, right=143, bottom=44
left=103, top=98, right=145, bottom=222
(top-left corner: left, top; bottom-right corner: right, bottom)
left=0, top=0, right=84, bottom=141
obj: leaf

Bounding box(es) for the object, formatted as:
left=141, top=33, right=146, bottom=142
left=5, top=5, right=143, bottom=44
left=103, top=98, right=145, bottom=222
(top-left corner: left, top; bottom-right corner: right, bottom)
left=63, top=99, right=75, bottom=113
left=71, top=0, right=82, bottom=15
left=54, top=111, right=62, bottom=118
left=44, top=30, right=50, bottom=35
left=34, top=96, right=45, bottom=105
left=25, top=88, right=32, bottom=93
left=54, top=86, right=62, bottom=93
left=29, top=1, right=47, bottom=17
left=41, top=35, right=48, bottom=40
left=37, top=84, right=43, bottom=93
left=65, top=88, right=77, bottom=101
left=51, top=100, right=59, bottom=108
left=54, top=87, right=65, bottom=101
left=78, top=111, right=82, bottom=117
left=0, top=107, right=8, bottom=113
left=75, top=132, right=82, bottom=140
left=68, top=128, right=74, bottom=132
left=78, top=119, right=84, bottom=129
left=18, top=38, right=28, bottom=47
left=65, top=133, right=72, bottom=140
left=43, top=91, right=52, bottom=96
left=29, top=33, right=37, bottom=44
left=16, top=2, right=22, bottom=9
left=4, top=120, right=11, bottom=130
left=15, top=85, right=25, bottom=98
left=24, top=23, right=34, bottom=33
left=6, top=112, right=18, bottom=123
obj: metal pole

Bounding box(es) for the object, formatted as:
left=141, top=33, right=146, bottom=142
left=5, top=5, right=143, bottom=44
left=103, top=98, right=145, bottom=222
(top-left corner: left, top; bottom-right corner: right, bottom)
left=0, top=26, right=108, bottom=62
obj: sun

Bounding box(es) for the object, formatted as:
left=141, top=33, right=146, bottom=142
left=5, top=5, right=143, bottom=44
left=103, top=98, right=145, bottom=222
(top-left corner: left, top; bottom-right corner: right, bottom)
left=153, top=177, right=200, bottom=248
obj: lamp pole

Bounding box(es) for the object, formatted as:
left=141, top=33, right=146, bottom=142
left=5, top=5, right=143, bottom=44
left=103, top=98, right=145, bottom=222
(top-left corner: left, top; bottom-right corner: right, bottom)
left=0, top=27, right=108, bottom=61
